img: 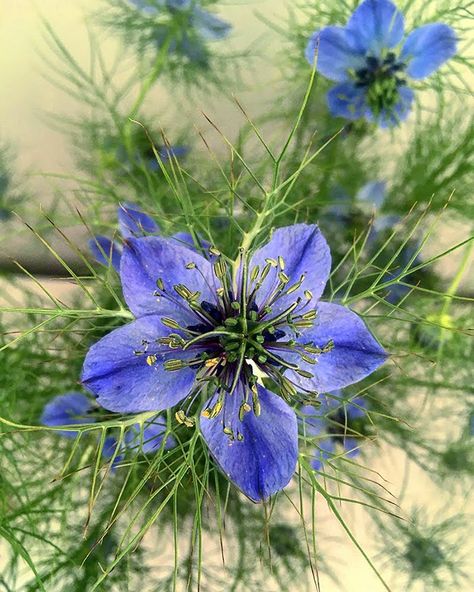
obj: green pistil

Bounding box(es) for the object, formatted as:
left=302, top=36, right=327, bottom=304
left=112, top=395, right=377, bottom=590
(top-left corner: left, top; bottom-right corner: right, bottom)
left=366, top=77, right=401, bottom=116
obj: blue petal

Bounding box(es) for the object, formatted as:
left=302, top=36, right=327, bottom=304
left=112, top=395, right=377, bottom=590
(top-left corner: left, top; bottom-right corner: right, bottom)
left=192, top=8, right=232, bottom=41
left=373, top=214, right=401, bottom=234
left=346, top=396, right=368, bottom=419
left=125, top=415, right=174, bottom=454
left=118, top=203, right=159, bottom=239
left=130, top=0, right=161, bottom=15
left=82, top=315, right=197, bottom=413
left=172, top=231, right=211, bottom=252
left=41, top=392, right=94, bottom=438
left=300, top=404, right=326, bottom=437
left=88, top=236, right=122, bottom=271
left=306, top=27, right=365, bottom=82
left=401, top=23, right=457, bottom=79
left=102, top=435, right=124, bottom=468
left=200, top=385, right=298, bottom=502
left=343, top=436, right=361, bottom=458
left=290, top=302, right=387, bottom=393
left=181, top=35, right=209, bottom=64
left=345, top=0, right=405, bottom=55
left=249, top=224, right=331, bottom=316
left=327, top=82, right=368, bottom=120
left=311, top=438, right=335, bottom=471
left=120, top=236, right=217, bottom=320
left=158, top=145, right=190, bottom=162
left=167, top=0, right=191, bottom=9
left=355, top=181, right=387, bottom=209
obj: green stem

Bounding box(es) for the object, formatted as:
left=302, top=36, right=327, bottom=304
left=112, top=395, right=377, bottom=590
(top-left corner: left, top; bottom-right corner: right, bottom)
left=440, top=238, right=474, bottom=317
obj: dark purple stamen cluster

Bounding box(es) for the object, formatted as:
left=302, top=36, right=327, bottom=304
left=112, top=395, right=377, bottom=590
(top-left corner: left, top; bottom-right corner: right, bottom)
left=145, top=249, right=334, bottom=441
left=354, top=52, right=407, bottom=114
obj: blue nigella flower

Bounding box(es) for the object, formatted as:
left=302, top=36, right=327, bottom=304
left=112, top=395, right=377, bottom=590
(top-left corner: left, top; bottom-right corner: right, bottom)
left=130, top=0, right=231, bottom=63
left=41, top=392, right=95, bottom=438
left=114, top=140, right=189, bottom=175
left=146, top=145, right=190, bottom=172
left=306, top=0, right=457, bottom=127
left=328, top=180, right=387, bottom=219
left=41, top=392, right=170, bottom=460
left=81, top=224, right=387, bottom=502
left=301, top=393, right=368, bottom=470
left=356, top=180, right=387, bottom=210
left=88, top=203, right=159, bottom=272
left=88, top=202, right=206, bottom=272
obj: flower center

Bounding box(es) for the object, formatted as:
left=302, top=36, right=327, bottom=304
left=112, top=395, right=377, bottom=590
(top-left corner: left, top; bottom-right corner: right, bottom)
left=145, top=248, right=335, bottom=438
left=354, top=52, right=407, bottom=115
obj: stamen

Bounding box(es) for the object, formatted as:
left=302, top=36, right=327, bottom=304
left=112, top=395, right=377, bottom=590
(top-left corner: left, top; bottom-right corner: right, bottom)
left=251, top=386, right=261, bottom=416
left=175, top=409, right=195, bottom=427
left=239, top=401, right=252, bottom=421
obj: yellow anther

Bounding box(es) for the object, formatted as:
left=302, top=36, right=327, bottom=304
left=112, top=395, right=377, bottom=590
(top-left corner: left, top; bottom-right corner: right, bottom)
left=205, top=357, right=220, bottom=368
left=146, top=354, right=157, bottom=366
left=175, top=410, right=195, bottom=427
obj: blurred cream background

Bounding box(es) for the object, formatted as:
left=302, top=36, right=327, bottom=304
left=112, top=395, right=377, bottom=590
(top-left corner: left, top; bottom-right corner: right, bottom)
left=0, top=1, right=472, bottom=590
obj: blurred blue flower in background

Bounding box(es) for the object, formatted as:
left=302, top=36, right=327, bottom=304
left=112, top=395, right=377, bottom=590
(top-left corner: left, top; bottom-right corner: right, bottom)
left=41, top=392, right=95, bottom=438
left=114, top=140, right=189, bottom=175
left=41, top=393, right=171, bottom=461
left=130, top=0, right=231, bottom=64
left=301, top=393, right=368, bottom=470
left=306, top=0, right=457, bottom=127
left=88, top=203, right=159, bottom=271
left=88, top=202, right=208, bottom=271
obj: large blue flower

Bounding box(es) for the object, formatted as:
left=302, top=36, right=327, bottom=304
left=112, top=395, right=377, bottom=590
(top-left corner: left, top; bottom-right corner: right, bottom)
left=301, top=393, right=368, bottom=470
left=306, top=0, right=457, bottom=127
left=82, top=224, right=387, bottom=502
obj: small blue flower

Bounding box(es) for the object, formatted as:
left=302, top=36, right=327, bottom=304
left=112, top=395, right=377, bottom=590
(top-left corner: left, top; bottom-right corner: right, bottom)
left=130, top=0, right=231, bottom=63
left=114, top=139, right=189, bottom=174
left=356, top=181, right=387, bottom=210
left=41, top=393, right=171, bottom=465
left=306, top=0, right=457, bottom=127
left=88, top=203, right=159, bottom=272
left=322, top=180, right=387, bottom=234
left=146, top=145, right=190, bottom=171
left=41, top=392, right=95, bottom=438
left=88, top=202, right=208, bottom=271
left=81, top=224, right=387, bottom=501
left=301, top=393, right=368, bottom=470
